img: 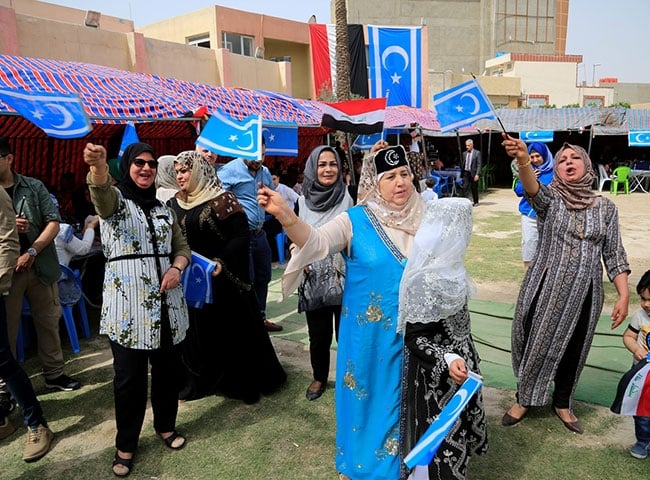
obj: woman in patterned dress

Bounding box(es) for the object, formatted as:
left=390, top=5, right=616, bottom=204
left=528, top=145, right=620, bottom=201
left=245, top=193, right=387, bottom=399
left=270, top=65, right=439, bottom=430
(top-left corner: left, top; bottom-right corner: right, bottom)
left=84, top=142, right=190, bottom=477
left=502, top=135, right=630, bottom=434
left=258, top=141, right=487, bottom=480
left=168, top=151, right=286, bottom=403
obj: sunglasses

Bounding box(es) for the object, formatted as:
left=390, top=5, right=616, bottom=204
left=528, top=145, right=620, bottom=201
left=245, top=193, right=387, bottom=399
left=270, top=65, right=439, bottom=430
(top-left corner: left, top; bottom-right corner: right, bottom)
left=132, top=159, right=158, bottom=169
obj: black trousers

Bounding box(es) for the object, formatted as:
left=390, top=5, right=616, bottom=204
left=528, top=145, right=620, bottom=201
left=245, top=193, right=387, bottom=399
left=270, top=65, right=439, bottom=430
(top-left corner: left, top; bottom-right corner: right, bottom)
left=552, top=289, right=592, bottom=409
left=462, top=169, right=479, bottom=204
left=305, top=305, right=341, bottom=383
left=110, top=339, right=184, bottom=453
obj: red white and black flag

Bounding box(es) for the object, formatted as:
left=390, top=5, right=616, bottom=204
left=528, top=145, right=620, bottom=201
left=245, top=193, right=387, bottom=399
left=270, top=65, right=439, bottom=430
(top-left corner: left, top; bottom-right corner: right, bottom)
left=309, top=24, right=368, bottom=99
left=320, top=98, right=387, bottom=134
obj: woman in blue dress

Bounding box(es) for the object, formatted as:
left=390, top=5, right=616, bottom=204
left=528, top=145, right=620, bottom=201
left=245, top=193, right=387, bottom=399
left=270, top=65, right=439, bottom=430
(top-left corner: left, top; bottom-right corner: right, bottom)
left=258, top=141, right=487, bottom=479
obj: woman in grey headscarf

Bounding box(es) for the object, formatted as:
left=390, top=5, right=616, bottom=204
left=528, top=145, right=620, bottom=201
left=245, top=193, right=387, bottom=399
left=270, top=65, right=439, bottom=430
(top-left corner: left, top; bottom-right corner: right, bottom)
left=296, top=145, right=353, bottom=401
left=155, top=155, right=179, bottom=203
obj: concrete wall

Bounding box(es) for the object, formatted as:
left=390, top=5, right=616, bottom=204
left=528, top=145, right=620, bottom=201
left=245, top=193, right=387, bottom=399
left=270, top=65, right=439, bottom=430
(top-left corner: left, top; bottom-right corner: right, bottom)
left=349, top=0, right=562, bottom=81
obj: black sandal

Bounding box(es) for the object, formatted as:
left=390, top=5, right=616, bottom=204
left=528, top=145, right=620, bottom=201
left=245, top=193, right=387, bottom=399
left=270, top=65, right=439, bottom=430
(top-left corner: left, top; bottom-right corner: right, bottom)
left=160, top=431, right=186, bottom=450
left=112, top=451, right=134, bottom=477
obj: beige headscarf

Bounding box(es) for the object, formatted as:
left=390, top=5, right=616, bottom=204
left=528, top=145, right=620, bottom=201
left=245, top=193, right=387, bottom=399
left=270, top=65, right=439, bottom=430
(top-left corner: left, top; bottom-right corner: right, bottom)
left=173, top=150, right=224, bottom=209
left=549, top=143, right=596, bottom=210
left=357, top=146, right=424, bottom=235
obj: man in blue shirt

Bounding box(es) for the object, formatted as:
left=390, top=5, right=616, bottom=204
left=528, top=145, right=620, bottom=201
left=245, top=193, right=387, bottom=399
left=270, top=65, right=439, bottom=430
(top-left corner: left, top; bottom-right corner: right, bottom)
left=218, top=139, right=283, bottom=332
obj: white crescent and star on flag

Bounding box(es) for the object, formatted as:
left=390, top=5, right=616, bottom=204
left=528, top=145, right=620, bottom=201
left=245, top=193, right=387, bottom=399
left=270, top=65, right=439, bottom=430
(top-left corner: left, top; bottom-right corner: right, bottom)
left=0, top=87, right=92, bottom=139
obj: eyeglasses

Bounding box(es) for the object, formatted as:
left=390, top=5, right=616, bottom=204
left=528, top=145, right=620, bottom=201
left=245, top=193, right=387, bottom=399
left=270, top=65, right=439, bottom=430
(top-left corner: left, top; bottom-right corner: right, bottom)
left=132, top=159, right=158, bottom=169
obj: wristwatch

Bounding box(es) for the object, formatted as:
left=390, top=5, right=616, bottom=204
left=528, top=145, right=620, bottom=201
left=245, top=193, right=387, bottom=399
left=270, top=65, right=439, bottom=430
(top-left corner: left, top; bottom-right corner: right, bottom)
left=26, top=247, right=37, bottom=257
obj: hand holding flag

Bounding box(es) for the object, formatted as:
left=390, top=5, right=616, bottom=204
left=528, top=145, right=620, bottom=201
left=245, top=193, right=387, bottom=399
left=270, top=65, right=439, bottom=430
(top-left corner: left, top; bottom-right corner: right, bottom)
left=404, top=371, right=483, bottom=469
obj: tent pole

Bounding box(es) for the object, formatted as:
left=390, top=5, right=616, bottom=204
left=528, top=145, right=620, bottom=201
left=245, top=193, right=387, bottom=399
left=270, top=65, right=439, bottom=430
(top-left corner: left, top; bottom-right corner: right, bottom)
left=587, top=126, right=594, bottom=156
left=455, top=130, right=462, bottom=167
left=345, top=132, right=355, bottom=185
left=487, top=129, right=492, bottom=165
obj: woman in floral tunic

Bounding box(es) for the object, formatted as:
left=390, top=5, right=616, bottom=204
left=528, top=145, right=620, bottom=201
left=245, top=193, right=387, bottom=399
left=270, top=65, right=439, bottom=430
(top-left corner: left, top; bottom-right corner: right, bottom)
left=84, top=142, right=190, bottom=477
left=502, top=136, right=630, bottom=434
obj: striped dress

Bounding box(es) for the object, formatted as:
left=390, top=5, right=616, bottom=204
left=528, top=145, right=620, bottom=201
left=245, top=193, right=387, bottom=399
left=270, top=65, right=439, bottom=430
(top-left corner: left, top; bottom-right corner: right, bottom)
left=512, top=184, right=629, bottom=407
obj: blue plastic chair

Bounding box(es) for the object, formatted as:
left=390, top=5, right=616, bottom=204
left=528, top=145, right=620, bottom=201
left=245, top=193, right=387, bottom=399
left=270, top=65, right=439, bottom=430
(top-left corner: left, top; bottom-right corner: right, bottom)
left=57, top=264, right=91, bottom=353
left=275, top=229, right=287, bottom=265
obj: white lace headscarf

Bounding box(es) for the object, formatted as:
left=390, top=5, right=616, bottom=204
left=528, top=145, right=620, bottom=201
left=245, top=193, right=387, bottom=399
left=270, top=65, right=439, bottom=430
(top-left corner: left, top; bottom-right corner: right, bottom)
left=397, top=197, right=476, bottom=331
left=357, top=146, right=424, bottom=235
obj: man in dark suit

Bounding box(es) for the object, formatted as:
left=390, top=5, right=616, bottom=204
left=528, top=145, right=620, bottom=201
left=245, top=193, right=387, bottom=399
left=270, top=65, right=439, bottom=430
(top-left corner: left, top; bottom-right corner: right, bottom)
left=461, top=139, right=481, bottom=206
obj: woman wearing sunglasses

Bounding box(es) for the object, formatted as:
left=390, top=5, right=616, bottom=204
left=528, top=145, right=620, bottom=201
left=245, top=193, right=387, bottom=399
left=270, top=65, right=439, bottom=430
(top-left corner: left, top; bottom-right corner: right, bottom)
left=83, top=142, right=191, bottom=477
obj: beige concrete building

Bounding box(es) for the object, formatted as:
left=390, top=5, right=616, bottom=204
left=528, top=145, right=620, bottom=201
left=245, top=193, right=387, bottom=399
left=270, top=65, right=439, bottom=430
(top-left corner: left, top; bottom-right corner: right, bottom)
left=347, top=0, right=569, bottom=103
left=0, top=0, right=313, bottom=98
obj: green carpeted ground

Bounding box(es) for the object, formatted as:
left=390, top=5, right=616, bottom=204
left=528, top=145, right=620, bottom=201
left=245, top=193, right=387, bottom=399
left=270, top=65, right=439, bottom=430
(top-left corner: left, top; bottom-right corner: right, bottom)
left=267, top=268, right=631, bottom=407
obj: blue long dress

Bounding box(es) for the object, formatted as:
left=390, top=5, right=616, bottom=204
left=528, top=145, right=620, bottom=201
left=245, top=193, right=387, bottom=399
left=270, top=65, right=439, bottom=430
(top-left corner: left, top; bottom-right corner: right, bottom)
left=336, top=205, right=407, bottom=479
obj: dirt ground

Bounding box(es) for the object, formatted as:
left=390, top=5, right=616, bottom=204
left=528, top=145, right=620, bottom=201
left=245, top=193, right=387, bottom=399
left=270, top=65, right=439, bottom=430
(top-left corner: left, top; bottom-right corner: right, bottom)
left=470, top=187, right=649, bottom=306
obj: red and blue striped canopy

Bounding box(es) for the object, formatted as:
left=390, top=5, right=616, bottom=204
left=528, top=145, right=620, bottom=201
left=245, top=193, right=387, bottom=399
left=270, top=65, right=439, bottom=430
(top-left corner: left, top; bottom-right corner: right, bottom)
left=0, top=55, right=323, bottom=125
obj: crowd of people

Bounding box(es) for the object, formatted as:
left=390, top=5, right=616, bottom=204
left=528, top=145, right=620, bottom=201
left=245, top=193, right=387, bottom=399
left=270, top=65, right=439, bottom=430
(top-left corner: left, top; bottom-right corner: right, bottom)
left=0, top=131, right=646, bottom=479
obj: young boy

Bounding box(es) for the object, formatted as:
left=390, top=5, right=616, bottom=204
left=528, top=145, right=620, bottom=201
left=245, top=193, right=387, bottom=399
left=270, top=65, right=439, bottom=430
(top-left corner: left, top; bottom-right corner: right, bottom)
left=623, top=270, right=650, bottom=459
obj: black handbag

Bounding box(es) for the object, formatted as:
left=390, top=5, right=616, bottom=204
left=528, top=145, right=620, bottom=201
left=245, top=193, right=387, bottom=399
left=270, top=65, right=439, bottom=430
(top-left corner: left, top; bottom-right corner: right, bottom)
left=297, top=254, right=344, bottom=313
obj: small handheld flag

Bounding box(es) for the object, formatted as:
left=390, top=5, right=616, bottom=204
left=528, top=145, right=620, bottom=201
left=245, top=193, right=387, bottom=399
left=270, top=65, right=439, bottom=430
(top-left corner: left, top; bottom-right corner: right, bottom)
left=196, top=110, right=263, bottom=161
left=181, top=251, right=217, bottom=309
left=611, top=353, right=650, bottom=417
left=0, top=87, right=91, bottom=139
left=262, top=125, right=298, bottom=157
left=118, top=122, right=140, bottom=160
left=433, top=79, right=496, bottom=133
left=404, top=371, right=483, bottom=468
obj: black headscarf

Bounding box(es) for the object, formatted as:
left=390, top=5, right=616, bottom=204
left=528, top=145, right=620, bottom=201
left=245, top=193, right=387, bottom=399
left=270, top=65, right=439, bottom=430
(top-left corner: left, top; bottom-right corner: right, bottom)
left=117, top=142, right=161, bottom=213
left=302, top=145, right=347, bottom=212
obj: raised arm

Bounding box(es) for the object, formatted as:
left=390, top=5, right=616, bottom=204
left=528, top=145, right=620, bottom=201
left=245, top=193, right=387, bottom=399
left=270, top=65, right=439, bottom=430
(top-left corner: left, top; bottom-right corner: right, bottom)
left=502, top=133, right=540, bottom=197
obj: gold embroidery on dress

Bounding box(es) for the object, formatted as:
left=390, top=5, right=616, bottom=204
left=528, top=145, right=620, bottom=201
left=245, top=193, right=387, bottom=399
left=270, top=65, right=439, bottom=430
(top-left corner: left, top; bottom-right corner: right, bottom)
left=357, top=292, right=394, bottom=330
left=343, top=360, right=368, bottom=399
left=375, top=426, right=400, bottom=459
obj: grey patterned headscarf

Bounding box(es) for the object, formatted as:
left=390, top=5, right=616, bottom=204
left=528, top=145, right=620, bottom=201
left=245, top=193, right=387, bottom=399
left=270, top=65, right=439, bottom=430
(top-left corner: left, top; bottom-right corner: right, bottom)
left=302, top=145, right=348, bottom=212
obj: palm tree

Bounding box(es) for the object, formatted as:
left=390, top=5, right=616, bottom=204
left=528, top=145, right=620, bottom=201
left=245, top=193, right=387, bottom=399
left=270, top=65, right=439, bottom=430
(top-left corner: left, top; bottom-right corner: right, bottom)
left=334, top=0, right=350, bottom=101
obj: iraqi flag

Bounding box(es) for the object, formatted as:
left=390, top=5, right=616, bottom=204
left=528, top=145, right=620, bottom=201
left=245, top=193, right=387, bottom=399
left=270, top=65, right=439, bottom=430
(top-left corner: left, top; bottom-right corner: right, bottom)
left=320, top=98, right=387, bottom=134
left=611, top=354, right=650, bottom=416
left=309, top=24, right=368, bottom=99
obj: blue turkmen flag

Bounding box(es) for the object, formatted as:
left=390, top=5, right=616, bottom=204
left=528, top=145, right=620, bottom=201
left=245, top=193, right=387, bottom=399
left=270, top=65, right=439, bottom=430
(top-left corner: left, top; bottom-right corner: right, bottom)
left=628, top=131, right=650, bottom=147
left=196, top=110, right=262, bottom=161
left=352, top=133, right=383, bottom=150
left=262, top=124, right=298, bottom=156
left=117, top=121, right=139, bottom=160
left=433, top=79, right=496, bottom=133
left=181, top=251, right=217, bottom=309
left=368, top=26, right=422, bottom=108
left=0, top=87, right=91, bottom=139
left=404, top=371, right=483, bottom=468
left=520, top=131, right=554, bottom=143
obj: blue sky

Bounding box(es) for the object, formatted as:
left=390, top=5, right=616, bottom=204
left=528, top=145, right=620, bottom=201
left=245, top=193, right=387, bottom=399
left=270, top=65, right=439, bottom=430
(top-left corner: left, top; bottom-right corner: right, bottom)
left=45, top=0, right=649, bottom=83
